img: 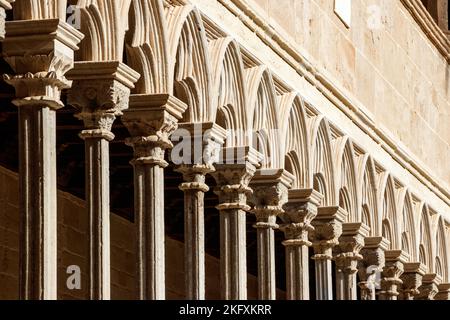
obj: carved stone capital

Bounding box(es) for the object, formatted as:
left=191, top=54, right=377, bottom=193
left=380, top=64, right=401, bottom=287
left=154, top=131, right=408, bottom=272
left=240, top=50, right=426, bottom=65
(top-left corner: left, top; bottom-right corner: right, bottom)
left=280, top=189, right=323, bottom=244
left=400, top=262, right=427, bottom=299
left=67, top=61, right=140, bottom=138
left=435, top=283, right=450, bottom=300
left=379, top=250, right=409, bottom=299
left=122, top=94, right=187, bottom=167
left=417, top=273, right=442, bottom=300
left=250, top=169, right=295, bottom=229
left=3, top=19, right=84, bottom=109
left=213, top=147, right=260, bottom=211
left=334, top=223, right=370, bottom=274
left=310, top=206, right=347, bottom=255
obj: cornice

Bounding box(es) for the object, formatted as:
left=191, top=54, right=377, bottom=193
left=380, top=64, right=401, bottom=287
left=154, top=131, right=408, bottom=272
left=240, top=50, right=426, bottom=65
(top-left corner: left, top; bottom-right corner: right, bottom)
left=213, top=0, right=450, bottom=208
left=400, top=0, right=450, bottom=63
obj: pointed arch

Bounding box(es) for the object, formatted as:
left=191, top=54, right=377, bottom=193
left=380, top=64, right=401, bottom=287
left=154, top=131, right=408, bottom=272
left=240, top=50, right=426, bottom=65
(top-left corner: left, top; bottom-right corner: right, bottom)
left=397, top=190, right=418, bottom=261
left=334, top=137, right=359, bottom=222
left=378, top=174, right=400, bottom=249
left=419, top=205, right=434, bottom=272
left=436, top=217, right=449, bottom=281
left=209, top=37, right=248, bottom=147
left=280, top=93, right=310, bottom=188
left=245, top=66, right=281, bottom=169
left=308, top=116, right=336, bottom=206
left=356, top=154, right=379, bottom=236
left=126, top=0, right=170, bottom=94
left=13, top=0, right=66, bottom=20
left=77, top=0, right=132, bottom=62
left=167, top=5, right=213, bottom=122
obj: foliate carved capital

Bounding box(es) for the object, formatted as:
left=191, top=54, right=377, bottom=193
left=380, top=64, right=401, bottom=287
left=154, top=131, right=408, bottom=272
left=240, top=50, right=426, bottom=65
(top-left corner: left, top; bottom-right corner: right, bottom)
left=213, top=147, right=259, bottom=212
left=358, top=236, right=390, bottom=280
left=279, top=189, right=323, bottom=243
left=417, top=274, right=442, bottom=300
left=123, top=94, right=187, bottom=167
left=250, top=169, right=294, bottom=226
left=380, top=250, right=409, bottom=298
left=435, top=283, right=450, bottom=300
left=177, top=164, right=212, bottom=193
left=3, top=19, right=83, bottom=109
left=171, top=122, right=227, bottom=168
left=400, top=262, right=427, bottom=299
left=334, top=223, right=369, bottom=273
left=310, top=206, right=347, bottom=254
left=67, top=61, right=140, bottom=135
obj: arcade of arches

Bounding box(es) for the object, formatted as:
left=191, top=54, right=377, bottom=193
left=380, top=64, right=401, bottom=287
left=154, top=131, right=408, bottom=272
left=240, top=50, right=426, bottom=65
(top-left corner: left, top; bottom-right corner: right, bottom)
left=0, top=0, right=449, bottom=300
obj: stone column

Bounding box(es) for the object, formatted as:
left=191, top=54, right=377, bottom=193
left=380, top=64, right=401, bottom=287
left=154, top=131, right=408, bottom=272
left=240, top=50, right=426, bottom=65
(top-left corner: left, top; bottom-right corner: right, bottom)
left=310, top=206, right=347, bottom=300
left=2, top=19, right=83, bottom=300
left=335, top=223, right=370, bottom=300
left=279, top=189, right=323, bottom=300
left=435, top=283, right=450, bottom=300
left=417, top=274, right=442, bottom=300
left=250, top=169, right=295, bottom=300
left=212, top=146, right=260, bottom=300
left=121, top=94, right=187, bottom=300
left=400, top=262, right=426, bottom=300
left=0, top=0, right=13, bottom=41
left=357, top=237, right=390, bottom=300
left=174, top=123, right=226, bottom=300
left=379, top=250, right=409, bottom=300
left=66, top=62, right=140, bottom=300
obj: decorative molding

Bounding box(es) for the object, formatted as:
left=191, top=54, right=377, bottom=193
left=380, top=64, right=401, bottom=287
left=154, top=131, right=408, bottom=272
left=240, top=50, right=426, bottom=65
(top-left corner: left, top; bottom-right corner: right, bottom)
left=214, top=0, right=450, bottom=209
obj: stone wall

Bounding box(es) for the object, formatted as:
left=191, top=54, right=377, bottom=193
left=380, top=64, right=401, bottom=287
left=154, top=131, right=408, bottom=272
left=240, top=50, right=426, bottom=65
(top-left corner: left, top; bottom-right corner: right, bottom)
left=247, top=0, right=450, bottom=185
left=0, top=166, right=270, bottom=300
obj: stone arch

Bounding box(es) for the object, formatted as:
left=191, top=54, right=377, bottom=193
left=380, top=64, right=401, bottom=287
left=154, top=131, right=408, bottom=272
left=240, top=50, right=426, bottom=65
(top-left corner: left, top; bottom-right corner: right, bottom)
left=280, top=93, right=310, bottom=188
left=382, top=219, right=394, bottom=247
left=334, top=137, right=359, bottom=222
left=356, top=155, right=379, bottom=236
left=397, top=190, right=418, bottom=261
left=309, top=117, right=336, bottom=206
left=419, top=205, right=434, bottom=272
left=126, top=0, right=170, bottom=94
left=209, top=37, right=248, bottom=147
left=76, top=0, right=133, bottom=62
left=436, top=217, right=449, bottom=281
left=245, top=66, right=281, bottom=169
left=167, top=5, right=213, bottom=122
left=13, top=0, right=67, bottom=20
left=379, top=174, right=400, bottom=249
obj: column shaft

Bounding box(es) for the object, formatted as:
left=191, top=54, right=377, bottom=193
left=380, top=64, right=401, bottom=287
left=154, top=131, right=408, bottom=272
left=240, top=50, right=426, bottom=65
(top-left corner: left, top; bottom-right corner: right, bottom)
left=313, top=252, right=333, bottom=300
left=219, top=205, right=248, bottom=300
left=19, top=106, right=57, bottom=300
left=83, top=134, right=112, bottom=300
left=284, top=242, right=309, bottom=300
left=255, top=219, right=277, bottom=300
left=182, top=184, right=207, bottom=300
left=134, top=161, right=166, bottom=299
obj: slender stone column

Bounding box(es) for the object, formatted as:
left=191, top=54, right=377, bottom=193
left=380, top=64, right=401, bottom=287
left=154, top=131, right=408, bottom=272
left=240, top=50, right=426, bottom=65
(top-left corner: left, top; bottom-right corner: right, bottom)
left=212, top=146, right=261, bottom=300
left=2, top=19, right=83, bottom=300
left=379, top=250, right=409, bottom=300
left=174, top=123, right=226, bottom=300
left=250, top=169, right=295, bottom=300
left=310, top=206, right=347, bottom=300
left=417, top=273, right=442, bottom=300
left=0, top=0, right=13, bottom=40
left=357, top=237, right=390, bottom=300
left=335, top=223, right=370, bottom=300
left=279, top=189, right=323, bottom=300
left=67, top=62, right=140, bottom=300
left=121, top=94, right=187, bottom=300
left=435, top=283, right=450, bottom=300
left=400, top=262, right=426, bottom=300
